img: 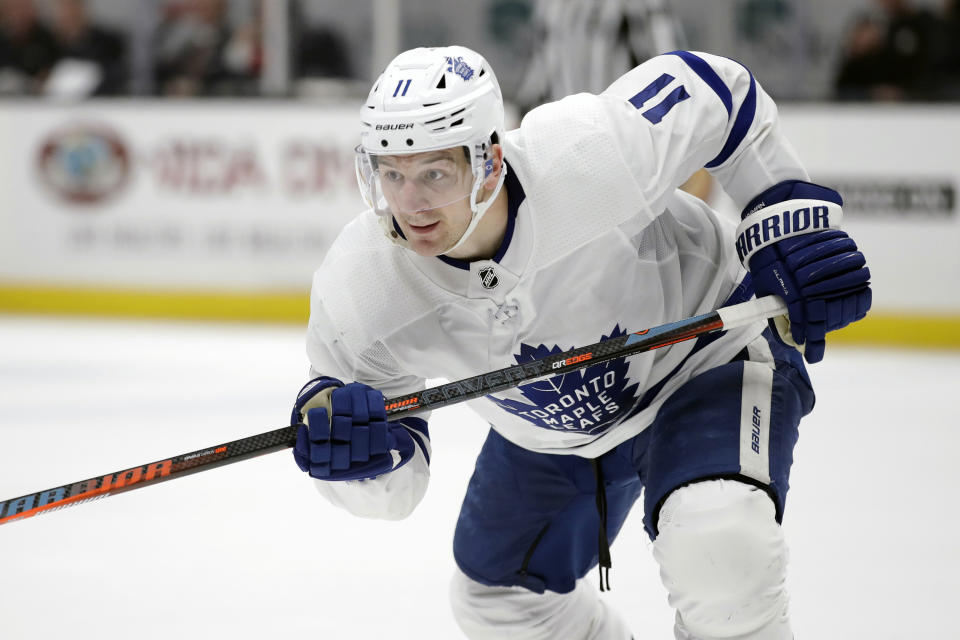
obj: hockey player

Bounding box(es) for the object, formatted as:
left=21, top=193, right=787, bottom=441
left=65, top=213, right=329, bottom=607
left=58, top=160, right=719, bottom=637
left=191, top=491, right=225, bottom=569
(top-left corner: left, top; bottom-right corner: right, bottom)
left=290, top=46, right=871, bottom=639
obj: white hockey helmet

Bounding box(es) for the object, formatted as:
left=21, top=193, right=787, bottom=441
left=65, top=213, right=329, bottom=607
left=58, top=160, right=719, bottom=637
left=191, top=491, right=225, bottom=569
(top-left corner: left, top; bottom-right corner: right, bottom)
left=355, top=45, right=507, bottom=253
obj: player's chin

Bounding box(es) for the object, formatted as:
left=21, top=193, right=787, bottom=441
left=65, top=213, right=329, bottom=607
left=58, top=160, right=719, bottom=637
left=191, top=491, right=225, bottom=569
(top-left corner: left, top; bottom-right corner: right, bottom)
left=400, top=222, right=450, bottom=256
left=406, top=231, right=451, bottom=257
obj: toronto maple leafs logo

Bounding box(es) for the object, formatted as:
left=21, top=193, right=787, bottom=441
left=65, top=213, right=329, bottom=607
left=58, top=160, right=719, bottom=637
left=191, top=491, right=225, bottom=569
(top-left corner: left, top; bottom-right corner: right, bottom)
left=489, top=326, right=640, bottom=436
left=445, top=56, right=475, bottom=81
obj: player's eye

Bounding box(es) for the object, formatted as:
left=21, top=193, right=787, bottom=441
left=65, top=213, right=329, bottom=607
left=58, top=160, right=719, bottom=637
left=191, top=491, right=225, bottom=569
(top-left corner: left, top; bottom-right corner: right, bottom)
left=424, top=169, right=447, bottom=182
left=383, top=170, right=403, bottom=183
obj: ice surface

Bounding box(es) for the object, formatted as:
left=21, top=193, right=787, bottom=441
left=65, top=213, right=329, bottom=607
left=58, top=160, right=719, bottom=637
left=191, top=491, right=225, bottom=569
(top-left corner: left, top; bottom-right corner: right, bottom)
left=1, top=315, right=957, bottom=639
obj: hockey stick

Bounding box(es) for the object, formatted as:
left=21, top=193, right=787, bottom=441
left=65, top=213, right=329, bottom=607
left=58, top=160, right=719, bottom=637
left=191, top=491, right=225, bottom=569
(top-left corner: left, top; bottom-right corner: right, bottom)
left=0, top=295, right=787, bottom=526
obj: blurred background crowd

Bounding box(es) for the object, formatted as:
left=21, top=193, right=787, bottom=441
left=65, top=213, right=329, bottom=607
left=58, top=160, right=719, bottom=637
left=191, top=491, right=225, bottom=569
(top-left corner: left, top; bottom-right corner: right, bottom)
left=1, top=0, right=959, bottom=104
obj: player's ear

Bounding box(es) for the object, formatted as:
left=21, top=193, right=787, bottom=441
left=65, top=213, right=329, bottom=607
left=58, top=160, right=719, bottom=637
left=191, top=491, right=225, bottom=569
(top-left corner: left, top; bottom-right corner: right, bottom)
left=482, top=143, right=504, bottom=190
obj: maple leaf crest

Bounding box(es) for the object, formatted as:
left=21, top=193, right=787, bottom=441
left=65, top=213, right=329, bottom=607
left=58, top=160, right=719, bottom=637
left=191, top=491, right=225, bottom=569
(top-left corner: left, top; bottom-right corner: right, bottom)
left=489, top=326, right=640, bottom=436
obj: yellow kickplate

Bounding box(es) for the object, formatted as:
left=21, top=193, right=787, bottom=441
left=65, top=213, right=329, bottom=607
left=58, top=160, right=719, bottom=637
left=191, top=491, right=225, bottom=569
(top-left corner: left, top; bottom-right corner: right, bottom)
left=1, top=284, right=958, bottom=349
left=826, top=313, right=960, bottom=349
left=0, top=284, right=310, bottom=324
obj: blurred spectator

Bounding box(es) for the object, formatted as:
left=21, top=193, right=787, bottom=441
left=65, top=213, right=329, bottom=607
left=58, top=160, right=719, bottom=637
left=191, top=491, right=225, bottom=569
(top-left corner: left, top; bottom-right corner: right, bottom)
left=284, top=0, right=356, bottom=97
left=46, top=0, right=127, bottom=96
left=835, top=0, right=939, bottom=101
left=834, top=14, right=889, bottom=100
left=153, top=0, right=260, bottom=96
left=0, top=0, right=58, bottom=95
left=933, top=0, right=960, bottom=98
left=293, top=23, right=351, bottom=80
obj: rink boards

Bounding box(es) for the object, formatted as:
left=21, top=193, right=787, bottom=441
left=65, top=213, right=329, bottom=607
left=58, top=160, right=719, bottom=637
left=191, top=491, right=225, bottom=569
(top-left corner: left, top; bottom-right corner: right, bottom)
left=0, top=101, right=957, bottom=347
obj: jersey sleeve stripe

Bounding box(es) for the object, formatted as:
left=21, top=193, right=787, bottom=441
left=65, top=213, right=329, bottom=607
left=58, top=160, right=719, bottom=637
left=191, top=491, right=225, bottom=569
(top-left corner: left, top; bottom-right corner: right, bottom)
left=628, top=72, right=675, bottom=109
left=665, top=50, right=732, bottom=115
left=665, top=50, right=759, bottom=169
left=705, top=71, right=757, bottom=168
left=642, top=85, right=691, bottom=124
left=399, top=416, right=429, bottom=437
left=401, top=420, right=431, bottom=465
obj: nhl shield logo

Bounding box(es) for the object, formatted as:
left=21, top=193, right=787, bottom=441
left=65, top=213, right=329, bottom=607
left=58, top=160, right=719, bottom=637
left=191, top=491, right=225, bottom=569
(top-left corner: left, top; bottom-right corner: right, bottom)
left=478, top=267, right=499, bottom=289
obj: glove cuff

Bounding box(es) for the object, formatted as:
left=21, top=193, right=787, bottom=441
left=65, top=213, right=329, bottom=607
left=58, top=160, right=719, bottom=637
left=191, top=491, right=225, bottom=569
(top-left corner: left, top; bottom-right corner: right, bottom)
left=742, top=179, right=843, bottom=218
left=291, top=376, right=344, bottom=425
left=735, top=198, right=843, bottom=267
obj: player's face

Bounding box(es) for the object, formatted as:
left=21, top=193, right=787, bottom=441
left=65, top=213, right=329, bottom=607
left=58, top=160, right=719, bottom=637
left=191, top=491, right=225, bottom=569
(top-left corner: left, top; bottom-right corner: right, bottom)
left=375, top=150, right=475, bottom=256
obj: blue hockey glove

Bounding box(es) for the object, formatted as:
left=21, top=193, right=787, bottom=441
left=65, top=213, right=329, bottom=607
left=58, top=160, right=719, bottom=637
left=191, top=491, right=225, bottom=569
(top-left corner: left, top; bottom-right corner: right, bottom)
left=291, top=377, right=421, bottom=481
left=737, top=180, right=872, bottom=364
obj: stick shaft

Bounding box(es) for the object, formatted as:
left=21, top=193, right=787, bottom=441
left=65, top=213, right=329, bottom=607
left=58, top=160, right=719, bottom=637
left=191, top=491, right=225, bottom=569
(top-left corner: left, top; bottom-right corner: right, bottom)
left=384, top=295, right=785, bottom=420
left=0, top=426, right=298, bottom=525
left=0, top=295, right=785, bottom=526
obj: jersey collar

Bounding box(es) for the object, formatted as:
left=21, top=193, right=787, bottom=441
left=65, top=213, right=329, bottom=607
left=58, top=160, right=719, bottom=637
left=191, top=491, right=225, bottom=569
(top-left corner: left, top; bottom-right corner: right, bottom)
left=435, top=160, right=525, bottom=270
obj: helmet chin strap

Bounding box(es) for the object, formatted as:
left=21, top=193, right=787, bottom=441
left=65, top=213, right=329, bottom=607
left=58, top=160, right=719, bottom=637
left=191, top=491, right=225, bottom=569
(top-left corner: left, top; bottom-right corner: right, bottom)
left=443, top=162, right=508, bottom=255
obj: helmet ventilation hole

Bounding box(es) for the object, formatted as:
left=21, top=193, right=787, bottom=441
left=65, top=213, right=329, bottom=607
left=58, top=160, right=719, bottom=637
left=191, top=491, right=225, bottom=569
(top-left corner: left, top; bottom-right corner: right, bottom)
left=406, top=139, right=414, bottom=146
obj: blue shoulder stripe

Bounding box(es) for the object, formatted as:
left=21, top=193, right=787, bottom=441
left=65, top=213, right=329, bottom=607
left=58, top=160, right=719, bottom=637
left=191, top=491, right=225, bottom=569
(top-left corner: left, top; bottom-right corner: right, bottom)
left=705, top=71, right=756, bottom=168
left=666, top=50, right=732, bottom=115
left=665, top=50, right=757, bottom=168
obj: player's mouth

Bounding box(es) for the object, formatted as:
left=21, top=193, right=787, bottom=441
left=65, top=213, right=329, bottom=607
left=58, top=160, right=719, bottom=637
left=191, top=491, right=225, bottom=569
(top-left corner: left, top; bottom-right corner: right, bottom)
left=406, top=220, right=440, bottom=235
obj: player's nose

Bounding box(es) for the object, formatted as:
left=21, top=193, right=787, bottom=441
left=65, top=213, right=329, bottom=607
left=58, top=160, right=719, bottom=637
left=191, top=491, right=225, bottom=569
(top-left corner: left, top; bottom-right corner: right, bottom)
left=396, top=180, right=431, bottom=211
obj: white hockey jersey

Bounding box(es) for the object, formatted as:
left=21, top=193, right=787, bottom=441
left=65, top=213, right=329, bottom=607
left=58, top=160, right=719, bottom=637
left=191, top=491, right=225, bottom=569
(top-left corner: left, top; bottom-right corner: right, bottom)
left=304, top=51, right=809, bottom=518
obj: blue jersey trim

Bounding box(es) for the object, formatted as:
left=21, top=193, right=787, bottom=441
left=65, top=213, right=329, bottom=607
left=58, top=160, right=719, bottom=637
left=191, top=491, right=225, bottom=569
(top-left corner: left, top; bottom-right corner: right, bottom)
left=705, top=70, right=756, bottom=168
left=665, top=50, right=757, bottom=169
left=666, top=50, right=732, bottom=115
left=408, top=430, right=429, bottom=465
left=629, top=73, right=675, bottom=109
left=437, top=252, right=470, bottom=270
left=400, top=416, right=429, bottom=435
left=493, top=160, right=524, bottom=263
left=437, top=159, right=525, bottom=270
left=400, top=417, right=431, bottom=466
